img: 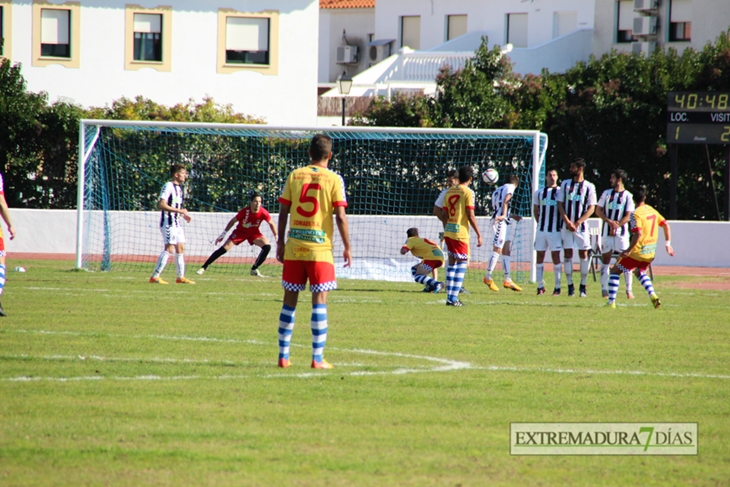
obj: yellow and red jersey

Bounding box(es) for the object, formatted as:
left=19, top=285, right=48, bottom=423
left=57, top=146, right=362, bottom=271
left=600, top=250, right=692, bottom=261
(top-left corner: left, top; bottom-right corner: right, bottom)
left=628, top=204, right=666, bottom=262
left=279, top=165, right=347, bottom=261
left=402, top=237, right=445, bottom=263
left=443, top=184, right=475, bottom=242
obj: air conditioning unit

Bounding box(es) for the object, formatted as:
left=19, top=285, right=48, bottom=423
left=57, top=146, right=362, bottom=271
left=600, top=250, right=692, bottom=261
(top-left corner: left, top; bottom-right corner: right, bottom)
left=631, top=41, right=657, bottom=55
left=634, top=0, right=658, bottom=11
left=633, top=16, right=658, bottom=36
left=368, top=43, right=392, bottom=64
left=336, top=45, right=358, bottom=64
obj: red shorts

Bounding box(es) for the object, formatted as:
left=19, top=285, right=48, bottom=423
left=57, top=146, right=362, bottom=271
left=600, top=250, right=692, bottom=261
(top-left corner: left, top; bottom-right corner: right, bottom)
left=282, top=260, right=337, bottom=293
left=422, top=260, right=444, bottom=271
left=230, top=229, right=264, bottom=246
left=444, top=237, right=469, bottom=260
left=616, top=256, right=652, bottom=273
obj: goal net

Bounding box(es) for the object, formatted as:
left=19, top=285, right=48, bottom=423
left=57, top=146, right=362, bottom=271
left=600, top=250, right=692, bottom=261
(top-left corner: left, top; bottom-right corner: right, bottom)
left=77, top=121, right=547, bottom=284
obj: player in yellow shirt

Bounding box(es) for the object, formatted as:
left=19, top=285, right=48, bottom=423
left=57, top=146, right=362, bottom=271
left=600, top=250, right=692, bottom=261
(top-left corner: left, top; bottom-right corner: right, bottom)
left=276, top=134, right=352, bottom=369
left=606, top=186, right=674, bottom=308
left=440, top=166, right=483, bottom=306
left=400, top=228, right=445, bottom=293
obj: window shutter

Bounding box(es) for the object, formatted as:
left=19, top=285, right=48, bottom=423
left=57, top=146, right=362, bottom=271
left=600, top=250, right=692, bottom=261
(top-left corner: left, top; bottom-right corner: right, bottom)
left=134, top=14, right=162, bottom=34
left=41, top=9, right=70, bottom=44
left=226, top=17, right=269, bottom=51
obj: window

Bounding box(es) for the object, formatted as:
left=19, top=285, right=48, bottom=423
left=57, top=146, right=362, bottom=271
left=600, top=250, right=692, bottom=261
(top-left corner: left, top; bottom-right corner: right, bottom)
left=400, top=16, right=420, bottom=49
left=553, top=11, right=577, bottom=39
left=32, top=1, right=79, bottom=68
left=41, top=8, right=70, bottom=57
left=0, top=0, right=11, bottom=60
left=506, top=13, right=527, bottom=48
left=217, top=9, right=279, bottom=75
left=616, top=0, right=634, bottom=43
left=125, top=6, right=171, bottom=72
left=669, top=0, right=691, bottom=41
left=133, top=14, right=162, bottom=61
left=225, top=17, right=269, bottom=65
left=446, top=15, right=467, bottom=41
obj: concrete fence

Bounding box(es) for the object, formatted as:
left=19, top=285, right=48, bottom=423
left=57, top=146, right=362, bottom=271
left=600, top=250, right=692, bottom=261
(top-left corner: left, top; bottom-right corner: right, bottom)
left=5, top=209, right=730, bottom=269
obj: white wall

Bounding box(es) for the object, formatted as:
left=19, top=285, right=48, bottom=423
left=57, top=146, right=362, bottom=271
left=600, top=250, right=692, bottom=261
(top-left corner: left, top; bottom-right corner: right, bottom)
left=319, top=8, right=375, bottom=83
left=374, top=0, right=594, bottom=52
left=10, top=0, right=318, bottom=126
left=6, top=210, right=730, bottom=270
left=592, top=0, right=730, bottom=57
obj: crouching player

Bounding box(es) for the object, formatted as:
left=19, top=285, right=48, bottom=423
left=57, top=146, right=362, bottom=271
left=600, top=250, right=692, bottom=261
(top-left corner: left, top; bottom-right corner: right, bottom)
left=197, top=193, right=277, bottom=276
left=606, top=186, right=674, bottom=309
left=276, top=134, right=352, bottom=369
left=400, top=228, right=444, bottom=293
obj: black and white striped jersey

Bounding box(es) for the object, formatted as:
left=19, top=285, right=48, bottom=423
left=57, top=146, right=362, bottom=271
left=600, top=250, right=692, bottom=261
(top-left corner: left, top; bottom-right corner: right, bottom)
left=491, top=183, right=516, bottom=224
left=558, top=179, right=597, bottom=232
left=159, top=181, right=184, bottom=227
left=597, top=189, right=635, bottom=237
left=533, top=187, right=562, bottom=233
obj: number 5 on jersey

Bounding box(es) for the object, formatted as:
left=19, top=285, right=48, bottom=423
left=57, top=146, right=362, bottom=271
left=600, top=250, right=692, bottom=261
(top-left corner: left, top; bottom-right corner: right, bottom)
left=297, top=183, right=321, bottom=218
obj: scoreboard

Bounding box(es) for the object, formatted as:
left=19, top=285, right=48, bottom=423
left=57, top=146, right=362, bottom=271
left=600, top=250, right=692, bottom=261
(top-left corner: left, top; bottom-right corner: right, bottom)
left=666, top=92, right=730, bottom=144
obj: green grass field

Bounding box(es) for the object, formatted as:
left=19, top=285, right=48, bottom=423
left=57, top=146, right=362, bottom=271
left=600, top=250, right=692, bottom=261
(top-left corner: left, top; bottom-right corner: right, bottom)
left=1, top=260, right=729, bottom=486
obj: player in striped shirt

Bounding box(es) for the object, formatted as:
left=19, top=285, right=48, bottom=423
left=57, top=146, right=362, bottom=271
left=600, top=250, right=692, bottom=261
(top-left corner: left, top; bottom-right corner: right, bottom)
left=276, top=134, right=352, bottom=369
left=441, top=166, right=483, bottom=306
left=606, top=186, right=674, bottom=308
left=196, top=193, right=277, bottom=276
left=533, top=168, right=563, bottom=295
left=595, top=169, right=635, bottom=299
left=558, top=158, right=597, bottom=297
left=150, top=164, right=194, bottom=285
left=0, top=173, right=17, bottom=316
left=484, top=174, right=523, bottom=292
left=400, top=228, right=444, bottom=293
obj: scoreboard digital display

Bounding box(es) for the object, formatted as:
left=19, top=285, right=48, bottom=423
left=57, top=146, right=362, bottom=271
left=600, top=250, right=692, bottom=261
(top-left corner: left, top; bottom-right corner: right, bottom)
left=667, top=92, right=730, bottom=144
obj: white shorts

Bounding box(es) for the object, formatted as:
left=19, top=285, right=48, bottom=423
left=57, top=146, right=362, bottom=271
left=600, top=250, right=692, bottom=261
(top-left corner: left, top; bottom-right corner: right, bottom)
left=534, top=231, right=563, bottom=252
left=561, top=229, right=591, bottom=251
left=161, top=225, right=185, bottom=245
left=492, top=220, right=511, bottom=249
left=601, top=235, right=630, bottom=254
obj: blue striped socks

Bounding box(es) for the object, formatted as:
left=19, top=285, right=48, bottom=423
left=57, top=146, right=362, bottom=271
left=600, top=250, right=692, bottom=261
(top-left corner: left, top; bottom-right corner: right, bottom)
left=638, top=271, right=655, bottom=296
left=0, top=264, right=5, bottom=296
left=446, top=264, right=457, bottom=302
left=412, top=268, right=437, bottom=289
left=311, top=304, right=328, bottom=363
left=278, top=304, right=296, bottom=360
left=451, top=261, right=467, bottom=302
left=607, top=273, right=620, bottom=303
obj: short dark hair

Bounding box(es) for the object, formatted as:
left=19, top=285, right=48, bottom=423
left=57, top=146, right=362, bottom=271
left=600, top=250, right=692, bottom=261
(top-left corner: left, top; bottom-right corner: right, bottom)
left=447, top=169, right=458, bottom=179
left=547, top=167, right=559, bottom=174
left=170, top=164, right=186, bottom=177
left=458, top=165, right=474, bottom=183
left=406, top=227, right=419, bottom=238
left=250, top=192, right=262, bottom=202
left=633, top=185, right=648, bottom=205
left=612, top=169, right=627, bottom=185
left=507, top=174, right=520, bottom=185
left=572, top=157, right=586, bottom=169
left=310, top=134, right=333, bottom=162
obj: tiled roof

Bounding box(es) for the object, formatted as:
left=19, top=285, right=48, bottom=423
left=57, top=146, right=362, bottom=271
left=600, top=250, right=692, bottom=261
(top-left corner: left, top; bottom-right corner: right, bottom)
left=320, top=0, right=375, bottom=9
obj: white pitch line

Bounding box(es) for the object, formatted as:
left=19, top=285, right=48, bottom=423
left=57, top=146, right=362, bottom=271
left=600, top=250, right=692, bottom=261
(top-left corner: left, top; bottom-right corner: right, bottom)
left=3, top=329, right=728, bottom=383
left=472, top=365, right=730, bottom=380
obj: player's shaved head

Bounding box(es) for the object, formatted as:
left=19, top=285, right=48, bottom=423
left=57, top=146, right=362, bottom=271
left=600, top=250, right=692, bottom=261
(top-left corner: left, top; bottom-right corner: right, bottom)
left=458, top=165, right=473, bottom=183
left=310, top=134, right=333, bottom=162
left=508, top=174, right=519, bottom=185
left=407, top=228, right=419, bottom=238
left=170, top=163, right=186, bottom=177
left=633, top=185, right=648, bottom=205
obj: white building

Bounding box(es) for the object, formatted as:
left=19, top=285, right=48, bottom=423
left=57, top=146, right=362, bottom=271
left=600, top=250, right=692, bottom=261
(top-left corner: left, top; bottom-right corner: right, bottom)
left=320, top=0, right=730, bottom=102
left=318, top=0, right=374, bottom=84
left=1, top=0, right=319, bottom=126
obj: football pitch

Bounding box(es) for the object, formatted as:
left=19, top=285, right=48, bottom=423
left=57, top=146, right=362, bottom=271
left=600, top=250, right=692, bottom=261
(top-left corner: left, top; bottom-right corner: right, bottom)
left=1, top=260, right=728, bottom=486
